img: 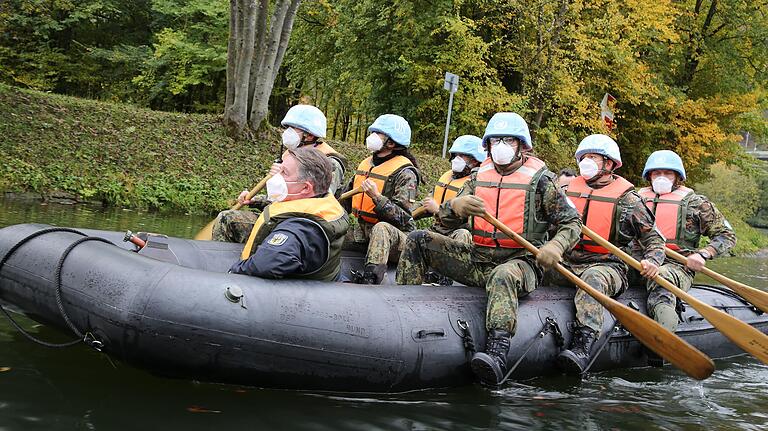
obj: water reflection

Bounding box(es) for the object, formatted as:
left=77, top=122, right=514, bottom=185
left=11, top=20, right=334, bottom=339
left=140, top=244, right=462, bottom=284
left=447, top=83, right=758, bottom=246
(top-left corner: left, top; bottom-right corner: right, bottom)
left=1, top=197, right=768, bottom=430
left=0, top=196, right=211, bottom=239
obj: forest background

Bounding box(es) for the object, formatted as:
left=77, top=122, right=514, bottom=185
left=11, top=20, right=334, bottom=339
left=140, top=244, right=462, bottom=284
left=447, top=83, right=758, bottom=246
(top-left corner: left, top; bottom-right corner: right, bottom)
left=1, top=0, right=768, bottom=252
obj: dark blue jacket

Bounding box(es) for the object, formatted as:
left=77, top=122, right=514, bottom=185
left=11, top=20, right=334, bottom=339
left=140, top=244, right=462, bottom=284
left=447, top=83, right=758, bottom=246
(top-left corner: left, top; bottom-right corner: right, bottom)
left=229, top=218, right=332, bottom=279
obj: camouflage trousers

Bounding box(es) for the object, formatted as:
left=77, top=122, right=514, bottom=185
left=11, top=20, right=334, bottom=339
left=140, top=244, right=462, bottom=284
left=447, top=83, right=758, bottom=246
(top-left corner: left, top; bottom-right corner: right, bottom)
left=647, top=262, right=692, bottom=330
left=211, top=209, right=261, bottom=243
left=439, top=228, right=472, bottom=244
left=366, top=222, right=408, bottom=265
left=556, top=262, right=628, bottom=336
left=395, top=230, right=538, bottom=334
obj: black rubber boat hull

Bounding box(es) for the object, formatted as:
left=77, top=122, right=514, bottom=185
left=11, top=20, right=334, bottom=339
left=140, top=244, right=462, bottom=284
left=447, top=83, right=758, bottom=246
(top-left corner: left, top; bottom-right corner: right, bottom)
left=0, top=223, right=765, bottom=392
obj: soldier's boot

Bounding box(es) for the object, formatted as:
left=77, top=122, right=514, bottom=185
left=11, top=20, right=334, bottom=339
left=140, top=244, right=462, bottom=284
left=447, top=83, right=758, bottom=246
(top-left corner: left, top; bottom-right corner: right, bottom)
left=556, top=326, right=597, bottom=375
left=646, top=304, right=679, bottom=366
left=361, top=263, right=387, bottom=285
left=424, top=270, right=454, bottom=286
left=470, top=329, right=512, bottom=386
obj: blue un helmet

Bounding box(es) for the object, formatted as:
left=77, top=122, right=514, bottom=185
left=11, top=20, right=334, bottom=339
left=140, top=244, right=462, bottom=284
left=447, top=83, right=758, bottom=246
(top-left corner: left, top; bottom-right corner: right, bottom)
left=368, top=114, right=412, bottom=147
left=481, top=113, right=532, bottom=150
left=642, top=150, right=686, bottom=181
left=574, top=134, right=622, bottom=169
left=281, top=105, right=327, bottom=139
left=448, top=135, right=486, bottom=163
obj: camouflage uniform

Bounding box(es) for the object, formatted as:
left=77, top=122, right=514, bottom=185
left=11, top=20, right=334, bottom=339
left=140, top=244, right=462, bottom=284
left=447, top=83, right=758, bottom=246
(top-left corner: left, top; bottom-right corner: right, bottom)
left=342, top=167, right=419, bottom=266
left=211, top=196, right=271, bottom=243
left=396, top=166, right=582, bottom=334
left=328, top=157, right=345, bottom=198
left=645, top=193, right=736, bottom=330
left=565, top=188, right=665, bottom=335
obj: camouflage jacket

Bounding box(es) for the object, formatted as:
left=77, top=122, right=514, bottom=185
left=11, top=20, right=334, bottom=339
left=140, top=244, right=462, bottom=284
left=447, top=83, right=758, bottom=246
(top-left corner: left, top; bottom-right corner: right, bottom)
left=438, top=165, right=582, bottom=263
left=568, top=188, right=665, bottom=267
left=342, top=166, right=418, bottom=240
left=635, top=191, right=736, bottom=261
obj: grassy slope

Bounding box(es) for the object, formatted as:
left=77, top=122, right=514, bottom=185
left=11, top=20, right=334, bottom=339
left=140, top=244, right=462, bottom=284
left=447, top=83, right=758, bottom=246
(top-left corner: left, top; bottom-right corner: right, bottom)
left=0, top=84, right=449, bottom=213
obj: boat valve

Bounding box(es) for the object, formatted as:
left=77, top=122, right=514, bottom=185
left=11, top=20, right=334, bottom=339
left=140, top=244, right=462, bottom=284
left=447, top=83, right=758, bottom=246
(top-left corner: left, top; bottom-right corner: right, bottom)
left=123, top=230, right=147, bottom=249
left=225, top=285, right=247, bottom=309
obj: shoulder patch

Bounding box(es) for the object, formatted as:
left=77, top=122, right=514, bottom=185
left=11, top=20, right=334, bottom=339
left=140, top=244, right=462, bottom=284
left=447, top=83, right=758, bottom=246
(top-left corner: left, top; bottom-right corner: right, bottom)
left=267, top=233, right=288, bottom=246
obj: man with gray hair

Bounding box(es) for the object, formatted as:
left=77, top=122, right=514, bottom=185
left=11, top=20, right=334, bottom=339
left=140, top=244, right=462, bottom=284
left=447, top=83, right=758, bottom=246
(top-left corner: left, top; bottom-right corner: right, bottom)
left=230, top=147, right=350, bottom=281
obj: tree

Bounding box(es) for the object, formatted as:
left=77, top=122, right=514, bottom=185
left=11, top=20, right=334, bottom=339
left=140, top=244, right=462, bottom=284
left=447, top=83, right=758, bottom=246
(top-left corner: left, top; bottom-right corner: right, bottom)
left=224, top=0, right=302, bottom=137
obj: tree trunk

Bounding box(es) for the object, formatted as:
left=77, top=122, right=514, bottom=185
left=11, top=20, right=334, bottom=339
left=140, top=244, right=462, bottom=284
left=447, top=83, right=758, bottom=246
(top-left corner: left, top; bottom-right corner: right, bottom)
left=224, top=0, right=257, bottom=137
left=225, top=0, right=237, bottom=110
left=224, top=0, right=301, bottom=137
left=248, top=0, right=302, bottom=130
left=247, top=0, right=269, bottom=109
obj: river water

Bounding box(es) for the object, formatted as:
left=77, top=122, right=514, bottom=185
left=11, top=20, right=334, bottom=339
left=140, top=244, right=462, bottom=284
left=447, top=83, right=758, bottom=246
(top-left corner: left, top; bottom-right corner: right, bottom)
left=0, top=197, right=766, bottom=430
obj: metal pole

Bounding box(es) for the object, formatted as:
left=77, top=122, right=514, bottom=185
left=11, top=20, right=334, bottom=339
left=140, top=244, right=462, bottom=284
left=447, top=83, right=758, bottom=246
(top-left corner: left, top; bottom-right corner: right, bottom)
left=442, top=91, right=455, bottom=159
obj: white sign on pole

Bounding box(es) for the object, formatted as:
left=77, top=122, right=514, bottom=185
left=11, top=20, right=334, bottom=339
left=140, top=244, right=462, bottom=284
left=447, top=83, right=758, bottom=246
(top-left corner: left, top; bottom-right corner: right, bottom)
left=442, top=72, right=460, bottom=158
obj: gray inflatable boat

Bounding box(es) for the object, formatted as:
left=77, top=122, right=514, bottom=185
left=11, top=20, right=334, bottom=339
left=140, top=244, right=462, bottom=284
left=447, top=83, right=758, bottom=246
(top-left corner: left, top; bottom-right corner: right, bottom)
left=0, top=223, right=765, bottom=392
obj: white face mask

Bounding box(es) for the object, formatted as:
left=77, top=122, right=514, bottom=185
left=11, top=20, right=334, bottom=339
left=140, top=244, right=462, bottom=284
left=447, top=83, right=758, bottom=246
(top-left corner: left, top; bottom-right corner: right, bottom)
left=651, top=176, right=674, bottom=194
left=366, top=133, right=384, bottom=153
left=579, top=158, right=599, bottom=180
left=490, top=143, right=516, bottom=165
left=451, top=156, right=467, bottom=173
left=266, top=174, right=289, bottom=202
left=282, top=128, right=302, bottom=150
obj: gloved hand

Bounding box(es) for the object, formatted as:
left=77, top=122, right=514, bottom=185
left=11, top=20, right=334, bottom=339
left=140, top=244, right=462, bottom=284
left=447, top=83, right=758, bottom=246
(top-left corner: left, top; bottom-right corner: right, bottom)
left=422, top=197, right=439, bottom=214
left=451, top=195, right=486, bottom=217
left=536, top=241, right=564, bottom=269
left=237, top=189, right=254, bottom=205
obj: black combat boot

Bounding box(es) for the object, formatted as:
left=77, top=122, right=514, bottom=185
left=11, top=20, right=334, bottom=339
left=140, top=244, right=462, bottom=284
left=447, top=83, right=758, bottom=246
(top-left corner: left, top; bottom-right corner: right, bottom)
left=355, top=263, right=386, bottom=285
left=556, top=326, right=597, bottom=375
left=470, top=329, right=512, bottom=386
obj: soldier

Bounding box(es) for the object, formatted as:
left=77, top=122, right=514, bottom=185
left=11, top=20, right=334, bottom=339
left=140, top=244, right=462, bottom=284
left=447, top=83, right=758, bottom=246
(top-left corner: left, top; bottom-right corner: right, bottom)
left=558, top=134, right=665, bottom=374
left=230, top=147, right=350, bottom=281
left=556, top=168, right=576, bottom=189
left=396, top=112, right=582, bottom=385
left=213, top=104, right=346, bottom=243
left=343, top=114, right=421, bottom=284
left=640, top=150, right=736, bottom=333
left=420, top=135, right=487, bottom=244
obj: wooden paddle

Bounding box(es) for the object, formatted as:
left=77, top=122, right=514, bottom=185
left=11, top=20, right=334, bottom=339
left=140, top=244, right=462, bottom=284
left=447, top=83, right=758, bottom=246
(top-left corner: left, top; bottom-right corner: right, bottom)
left=338, top=186, right=363, bottom=201
left=664, top=247, right=768, bottom=314
left=193, top=174, right=273, bottom=240
left=411, top=205, right=428, bottom=218
left=482, top=213, right=714, bottom=380
left=582, top=225, right=768, bottom=365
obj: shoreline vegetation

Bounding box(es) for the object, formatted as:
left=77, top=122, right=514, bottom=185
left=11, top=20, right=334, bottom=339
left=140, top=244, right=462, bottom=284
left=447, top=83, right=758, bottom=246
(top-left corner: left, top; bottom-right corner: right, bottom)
left=2, top=84, right=767, bottom=254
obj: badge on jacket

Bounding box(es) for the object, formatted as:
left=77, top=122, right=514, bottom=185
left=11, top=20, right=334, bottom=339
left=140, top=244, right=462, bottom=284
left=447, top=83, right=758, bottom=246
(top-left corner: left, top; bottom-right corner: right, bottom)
left=268, top=233, right=288, bottom=246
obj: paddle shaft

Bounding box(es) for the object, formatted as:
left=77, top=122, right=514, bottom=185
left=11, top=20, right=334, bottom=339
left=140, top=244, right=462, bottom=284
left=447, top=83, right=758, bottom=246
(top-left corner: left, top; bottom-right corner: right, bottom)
left=581, top=225, right=768, bottom=365
left=664, top=247, right=768, bottom=314
left=339, top=186, right=363, bottom=201
left=482, top=213, right=714, bottom=380
left=412, top=206, right=428, bottom=218
left=233, top=174, right=273, bottom=210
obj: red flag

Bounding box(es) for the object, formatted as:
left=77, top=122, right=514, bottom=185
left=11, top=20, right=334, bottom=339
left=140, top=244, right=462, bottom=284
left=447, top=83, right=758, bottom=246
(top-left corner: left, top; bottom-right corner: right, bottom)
left=601, top=93, right=616, bottom=131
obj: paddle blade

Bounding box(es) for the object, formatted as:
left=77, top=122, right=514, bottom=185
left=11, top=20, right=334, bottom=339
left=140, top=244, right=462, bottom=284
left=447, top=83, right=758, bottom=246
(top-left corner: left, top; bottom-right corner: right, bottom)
left=194, top=219, right=215, bottom=241
left=597, top=292, right=715, bottom=380
left=680, top=291, right=768, bottom=366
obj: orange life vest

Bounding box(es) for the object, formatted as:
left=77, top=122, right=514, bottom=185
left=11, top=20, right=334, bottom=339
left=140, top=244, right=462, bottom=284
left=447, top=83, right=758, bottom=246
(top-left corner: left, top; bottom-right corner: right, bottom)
left=472, top=156, right=548, bottom=248
left=566, top=175, right=635, bottom=254
left=639, top=186, right=697, bottom=251
left=433, top=170, right=469, bottom=205
left=351, top=155, right=413, bottom=224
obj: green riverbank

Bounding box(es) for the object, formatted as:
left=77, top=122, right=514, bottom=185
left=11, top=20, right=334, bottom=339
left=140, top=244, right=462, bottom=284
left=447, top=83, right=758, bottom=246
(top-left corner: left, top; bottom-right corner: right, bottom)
left=0, top=84, right=450, bottom=213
